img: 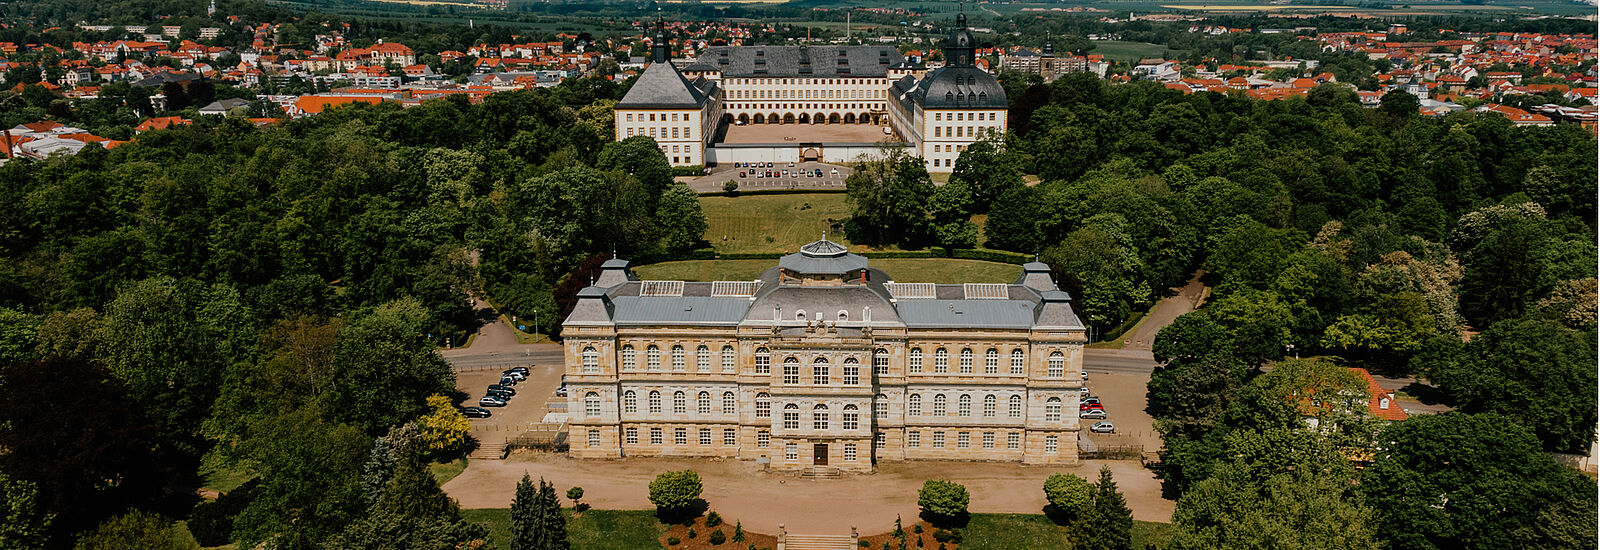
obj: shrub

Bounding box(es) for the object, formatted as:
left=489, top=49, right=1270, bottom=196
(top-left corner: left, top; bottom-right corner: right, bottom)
left=1043, top=473, right=1094, bottom=523
left=883, top=542, right=892, bottom=550
left=648, top=470, right=704, bottom=515
left=916, top=535, right=924, bottom=547
left=709, top=529, right=727, bottom=545
left=668, top=537, right=681, bottom=546
left=932, top=529, right=952, bottom=543
left=185, top=479, right=257, bottom=546
left=733, top=521, right=746, bottom=542
left=724, top=181, right=740, bottom=195
left=913, top=524, right=923, bottom=534
left=916, top=480, right=969, bottom=523
left=706, top=511, right=723, bottom=527
left=689, top=527, right=698, bottom=539
left=860, top=539, right=871, bottom=547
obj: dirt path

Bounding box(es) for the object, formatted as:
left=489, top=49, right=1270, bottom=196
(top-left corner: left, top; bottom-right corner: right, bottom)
left=1121, top=272, right=1208, bottom=351
left=444, top=455, right=1174, bottom=535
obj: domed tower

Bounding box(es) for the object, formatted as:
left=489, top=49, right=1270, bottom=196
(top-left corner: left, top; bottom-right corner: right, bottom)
left=945, top=11, right=975, bottom=68
left=883, top=5, right=1008, bottom=173
left=651, top=16, right=670, bottom=64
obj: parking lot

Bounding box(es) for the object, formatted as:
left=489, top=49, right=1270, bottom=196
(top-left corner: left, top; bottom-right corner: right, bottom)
left=1080, top=371, right=1162, bottom=452
left=686, top=161, right=853, bottom=193
left=456, top=361, right=567, bottom=443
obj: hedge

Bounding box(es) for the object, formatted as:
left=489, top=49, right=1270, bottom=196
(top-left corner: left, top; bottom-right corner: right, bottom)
left=671, top=165, right=707, bottom=177
left=951, top=248, right=1032, bottom=264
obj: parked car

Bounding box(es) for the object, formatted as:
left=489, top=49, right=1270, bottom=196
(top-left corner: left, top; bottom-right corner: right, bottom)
left=1080, top=409, right=1107, bottom=419
left=788, top=162, right=795, bottom=167
left=509, top=366, right=529, bottom=376
left=486, top=390, right=513, bottom=401
left=1090, top=421, right=1116, bottom=433
left=459, top=407, right=492, bottom=418
left=1082, top=397, right=1101, bottom=406
left=739, top=171, right=746, bottom=178
left=501, top=370, right=525, bottom=381
left=1081, top=371, right=1090, bottom=381
left=499, top=376, right=519, bottom=386
left=479, top=396, right=507, bottom=407
left=830, top=168, right=839, bottom=175
left=1078, top=386, right=1092, bottom=396
left=488, top=384, right=516, bottom=396
left=555, top=386, right=569, bottom=397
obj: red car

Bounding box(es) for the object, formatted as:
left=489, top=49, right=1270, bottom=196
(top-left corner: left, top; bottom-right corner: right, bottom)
left=1081, top=403, right=1104, bottom=411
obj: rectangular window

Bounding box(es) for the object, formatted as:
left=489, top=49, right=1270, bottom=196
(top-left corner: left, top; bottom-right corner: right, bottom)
left=674, top=428, right=687, bottom=445
left=985, top=351, right=998, bottom=374
left=586, top=398, right=600, bottom=418
left=1045, top=435, right=1058, bottom=454
left=722, top=348, right=736, bottom=373
left=724, top=428, right=736, bottom=446
left=982, top=432, right=995, bottom=449
left=843, top=411, right=858, bottom=431
left=843, top=365, right=859, bottom=386
left=908, top=431, right=920, bottom=448
left=674, top=393, right=686, bottom=414
left=1007, top=433, right=1020, bottom=449
left=875, top=432, right=886, bottom=449
left=672, top=348, right=685, bottom=372
left=784, top=408, right=800, bottom=430
left=785, top=443, right=798, bottom=461
left=650, top=428, right=663, bottom=445
left=959, top=350, right=973, bottom=374
left=626, top=427, right=638, bottom=444
left=932, top=432, right=945, bottom=448
left=758, top=430, right=770, bottom=448
left=934, top=350, right=948, bottom=374
left=813, top=364, right=829, bottom=385
left=756, top=399, right=770, bottom=418
left=873, top=352, right=888, bottom=375
left=813, top=410, right=829, bottom=430
left=844, top=443, right=857, bottom=461
left=874, top=399, right=886, bottom=419
left=722, top=393, right=735, bottom=415
left=909, top=350, right=922, bottom=373
left=588, top=430, right=600, bottom=447
left=756, top=352, right=770, bottom=374
left=957, top=432, right=970, bottom=449
left=699, top=428, right=711, bottom=446
left=784, top=362, right=800, bottom=385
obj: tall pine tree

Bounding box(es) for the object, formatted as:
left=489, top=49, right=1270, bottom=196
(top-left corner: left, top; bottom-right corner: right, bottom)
left=510, top=474, right=541, bottom=550
left=536, top=478, right=569, bottom=550
left=1084, top=466, right=1133, bottom=550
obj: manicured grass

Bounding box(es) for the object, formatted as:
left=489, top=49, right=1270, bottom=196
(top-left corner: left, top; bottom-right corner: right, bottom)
left=634, top=258, right=1021, bottom=284
left=199, top=459, right=254, bottom=494
left=431, top=458, right=469, bottom=486
left=1088, top=40, right=1185, bottom=63
left=960, top=514, right=1172, bottom=549
left=700, top=193, right=854, bottom=254
left=463, top=509, right=666, bottom=550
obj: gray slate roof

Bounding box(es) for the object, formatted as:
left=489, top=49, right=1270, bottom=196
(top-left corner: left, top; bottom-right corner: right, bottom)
left=778, top=238, right=868, bottom=275
left=617, top=61, right=717, bottom=109
left=696, top=45, right=903, bottom=78
left=893, top=66, right=1008, bottom=110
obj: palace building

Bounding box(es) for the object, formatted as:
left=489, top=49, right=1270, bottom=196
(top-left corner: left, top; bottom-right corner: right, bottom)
left=560, top=239, right=1087, bottom=472
left=613, top=13, right=1006, bottom=172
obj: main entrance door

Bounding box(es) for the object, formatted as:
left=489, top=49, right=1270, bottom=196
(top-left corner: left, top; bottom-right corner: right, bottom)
left=802, top=148, right=820, bottom=161
left=813, top=444, right=829, bottom=465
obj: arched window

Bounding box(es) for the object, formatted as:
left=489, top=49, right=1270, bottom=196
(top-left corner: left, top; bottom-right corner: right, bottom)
left=874, top=393, right=888, bottom=419
left=647, top=345, right=661, bottom=371
left=1009, top=395, right=1022, bottom=418
left=1048, top=351, right=1065, bottom=378
left=783, top=403, right=800, bottom=429
left=623, top=390, right=637, bottom=413
left=958, top=394, right=972, bottom=417
left=934, top=348, right=949, bottom=373
left=838, top=309, right=849, bottom=321
left=649, top=391, right=662, bottom=414
left=933, top=394, right=947, bottom=415
left=1045, top=397, right=1062, bottom=422
left=1011, top=349, right=1025, bottom=375
left=722, top=345, right=736, bottom=373
left=696, top=345, right=710, bottom=372
left=622, top=345, right=636, bottom=370
left=843, top=358, right=860, bottom=385
left=755, top=347, right=771, bottom=374
left=756, top=393, right=772, bottom=417
left=873, top=349, right=889, bottom=375
left=783, top=357, right=801, bottom=384
left=671, top=345, right=686, bottom=372
left=813, top=404, right=830, bottom=430
left=585, top=392, right=600, bottom=418
left=697, top=391, right=711, bottom=415
left=582, top=347, right=599, bottom=373
left=959, top=348, right=974, bottom=374
left=983, top=394, right=996, bottom=417
left=843, top=404, right=859, bottom=430
left=795, top=309, right=807, bottom=321
left=908, top=394, right=922, bottom=416
left=909, top=348, right=923, bottom=373
left=722, top=391, right=736, bottom=414
left=813, top=357, right=830, bottom=385
left=673, top=391, right=686, bottom=414
left=985, top=349, right=999, bottom=374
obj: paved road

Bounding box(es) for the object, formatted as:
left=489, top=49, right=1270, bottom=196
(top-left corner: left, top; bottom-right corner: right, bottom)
left=1121, top=272, right=1208, bottom=351
left=1084, top=348, right=1158, bottom=375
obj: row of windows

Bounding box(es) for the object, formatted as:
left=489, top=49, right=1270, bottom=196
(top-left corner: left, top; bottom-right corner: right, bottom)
left=606, top=346, right=1064, bottom=378
left=932, top=144, right=969, bottom=154
left=906, top=431, right=1056, bottom=452
left=905, top=394, right=1053, bottom=420
left=623, top=126, right=694, bottom=140
left=933, top=125, right=996, bottom=139
left=623, top=426, right=741, bottom=446
left=727, top=103, right=883, bottom=112
left=724, top=77, right=887, bottom=86
left=783, top=442, right=862, bottom=462
left=616, top=390, right=740, bottom=416
left=624, top=112, right=691, bottom=122
left=730, top=89, right=883, bottom=100
left=933, top=112, right=997, bottom=122
left=779, top=403, right=862, bottom=431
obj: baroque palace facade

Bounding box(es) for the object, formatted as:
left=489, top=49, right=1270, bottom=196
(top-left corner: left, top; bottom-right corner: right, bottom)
left=614, top=13, right=1006, bottom=172
left=560, top=240, right=1087, bottom=472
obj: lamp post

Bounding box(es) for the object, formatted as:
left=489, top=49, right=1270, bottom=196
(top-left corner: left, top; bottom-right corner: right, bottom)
left=1286, top=343, right=1297, bottom=359
left=532, top=309, right=539, bottom=343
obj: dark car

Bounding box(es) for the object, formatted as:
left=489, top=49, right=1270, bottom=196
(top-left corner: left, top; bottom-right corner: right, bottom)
left=488, top=384, right=517, bottom=396
left=479, top=396, right=507, bottom=407
left=498, top=376, right=519, bottom=386
left=459, top=407, right=492, bottom=418
left=486, top=389, right=514, bottom=401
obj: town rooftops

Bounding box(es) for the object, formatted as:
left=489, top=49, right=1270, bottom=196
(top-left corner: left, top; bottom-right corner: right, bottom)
left=694, top=45, right=904, bottom=78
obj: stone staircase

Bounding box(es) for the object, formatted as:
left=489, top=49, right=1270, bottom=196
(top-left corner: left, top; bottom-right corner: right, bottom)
left=799, top=467, right=841, bottom=479
left=780, top=534, right=856, bottom=550
left=468, top=442, right=506, bottom=460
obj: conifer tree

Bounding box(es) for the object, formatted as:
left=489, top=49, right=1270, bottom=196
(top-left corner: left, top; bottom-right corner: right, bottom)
left=1084, top=466, right=1133, bottom=550
left=537, top=478, right=570, bottom=550
left=510, top=474, right=541, bottom=550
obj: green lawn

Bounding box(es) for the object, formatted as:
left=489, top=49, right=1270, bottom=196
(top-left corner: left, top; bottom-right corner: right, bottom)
left=1088, top=40, right=1185, bottom=63
left=634, top=258, right=1021, bottom=284
left=962, top=514, right=1172, bottom=549
left=431, top=458, right=469, bottom=486
left=463, top=509, right=666, bottom=550
left=700, top=193, right=854, bottom=254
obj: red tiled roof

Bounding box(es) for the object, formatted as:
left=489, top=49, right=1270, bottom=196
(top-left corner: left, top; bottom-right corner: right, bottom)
left=1349, top=368, right=1408, bottom=421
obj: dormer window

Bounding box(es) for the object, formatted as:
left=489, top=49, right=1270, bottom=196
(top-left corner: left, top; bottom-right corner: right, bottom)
left=946, top=91, right=954, bottom=101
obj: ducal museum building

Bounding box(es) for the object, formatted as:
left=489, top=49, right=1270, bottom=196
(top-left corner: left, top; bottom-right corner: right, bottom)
left=560, top=240, right=1088, bottom=472
left=614, top=13, right=1007, bottom=172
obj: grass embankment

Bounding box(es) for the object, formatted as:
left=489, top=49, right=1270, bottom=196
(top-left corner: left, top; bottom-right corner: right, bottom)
left=700, top=193, right=854, bottom=254
left=635, top=258, right=1021, bottom=284
left=431, top=458, right=469, bottom=485
left=460, top=509, right=1171, bottom=550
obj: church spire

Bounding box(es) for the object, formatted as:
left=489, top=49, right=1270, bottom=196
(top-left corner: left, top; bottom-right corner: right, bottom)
left=944, top=3, right=975, bottom=67
left=651, top=14, right=669, bottom=64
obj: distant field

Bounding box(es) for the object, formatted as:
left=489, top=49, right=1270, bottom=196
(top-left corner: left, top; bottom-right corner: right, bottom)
left=634, top=258, right=1022, bottom=283
left=1088, top=40, right=1184, bottom=62
left=700, top=193, right=857, bottom=254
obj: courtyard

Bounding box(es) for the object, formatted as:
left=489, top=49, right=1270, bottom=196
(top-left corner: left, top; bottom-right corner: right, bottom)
left=720, top=120, right=900, bottom=144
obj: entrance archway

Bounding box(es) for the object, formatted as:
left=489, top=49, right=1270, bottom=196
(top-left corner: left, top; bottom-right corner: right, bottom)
left=769, top=113, right=780, bottom=124
left=738, top=114, right=750, bottom=125
left=798, top=113, right=811, bottom=124
left=858, top=112, right=871, bottom=124
left=814, top=112, right=825, bottom=124
left=753, top=113, right=765, bottom=124
left=783, top=113, right=796, bottom=124
left=802, top=148, right=820, bottom=161
left=843, top=113, right=856, bottom=124
left=828, top=113, right=841, bottom=124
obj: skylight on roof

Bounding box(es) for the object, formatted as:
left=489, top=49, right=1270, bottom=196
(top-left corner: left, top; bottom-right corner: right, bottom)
left=710, top=281, right=762, bottom=297
left=885, top=282, right=936, bottom=299
left=640, top=280, right=685, bottom=297
left=963, top=283, right=1010, bottom=300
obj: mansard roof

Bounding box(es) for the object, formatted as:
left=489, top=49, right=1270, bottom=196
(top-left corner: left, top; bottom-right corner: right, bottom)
left=616, top=60, right=716, bottom=109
